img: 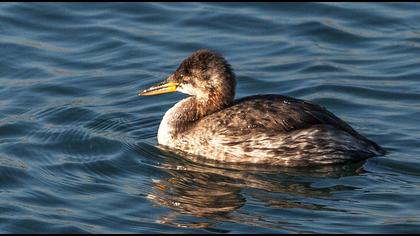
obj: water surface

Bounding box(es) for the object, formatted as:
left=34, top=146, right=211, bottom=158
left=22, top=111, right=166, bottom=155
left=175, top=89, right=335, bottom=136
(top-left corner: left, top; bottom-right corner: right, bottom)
left=1, top=3, right=420, bottom=233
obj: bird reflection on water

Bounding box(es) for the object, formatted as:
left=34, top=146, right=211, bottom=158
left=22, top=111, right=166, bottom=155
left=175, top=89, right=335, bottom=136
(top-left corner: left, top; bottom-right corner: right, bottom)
left=145, top=149, right=365, bottom=231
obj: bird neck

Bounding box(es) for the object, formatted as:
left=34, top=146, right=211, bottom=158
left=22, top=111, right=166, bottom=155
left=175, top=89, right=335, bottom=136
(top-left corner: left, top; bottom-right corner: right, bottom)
left=157, top=93, right=233, bottom=146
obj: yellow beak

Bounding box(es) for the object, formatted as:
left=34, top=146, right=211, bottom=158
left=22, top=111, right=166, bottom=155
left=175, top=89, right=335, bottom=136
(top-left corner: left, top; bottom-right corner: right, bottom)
left=139, top=82, right=179, bottom=96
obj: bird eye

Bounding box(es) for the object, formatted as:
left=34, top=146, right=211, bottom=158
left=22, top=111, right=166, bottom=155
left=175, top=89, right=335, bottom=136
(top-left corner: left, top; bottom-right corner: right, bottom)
left=180, top=74, right=184, bottom=78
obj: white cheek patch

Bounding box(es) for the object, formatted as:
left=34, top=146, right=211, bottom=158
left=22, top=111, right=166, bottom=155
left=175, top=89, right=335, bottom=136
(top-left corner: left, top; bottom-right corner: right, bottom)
left=177, top=83, right=196, bottom=95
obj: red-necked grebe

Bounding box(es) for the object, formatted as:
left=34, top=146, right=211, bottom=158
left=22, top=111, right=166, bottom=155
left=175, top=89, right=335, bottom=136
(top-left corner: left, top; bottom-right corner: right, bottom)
left=139, top=49, right=385, bottom=166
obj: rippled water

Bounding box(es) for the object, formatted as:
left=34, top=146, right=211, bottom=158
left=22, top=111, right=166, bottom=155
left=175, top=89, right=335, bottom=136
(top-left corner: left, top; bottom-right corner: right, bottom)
left=1, top=3, right=420, bottom=233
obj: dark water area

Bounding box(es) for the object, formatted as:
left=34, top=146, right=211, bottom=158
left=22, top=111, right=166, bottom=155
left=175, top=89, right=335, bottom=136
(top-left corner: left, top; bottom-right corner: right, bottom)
left=1, top=2, right=420, bottom=233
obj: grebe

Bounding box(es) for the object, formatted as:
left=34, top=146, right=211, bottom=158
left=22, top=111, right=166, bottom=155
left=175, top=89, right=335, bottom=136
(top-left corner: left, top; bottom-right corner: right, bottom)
left=139, top=49, right=385, bottom=166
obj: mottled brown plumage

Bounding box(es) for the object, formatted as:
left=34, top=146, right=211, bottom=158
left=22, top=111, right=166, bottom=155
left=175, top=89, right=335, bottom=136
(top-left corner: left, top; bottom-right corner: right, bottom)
left=140, top=49, right=385, bottom=166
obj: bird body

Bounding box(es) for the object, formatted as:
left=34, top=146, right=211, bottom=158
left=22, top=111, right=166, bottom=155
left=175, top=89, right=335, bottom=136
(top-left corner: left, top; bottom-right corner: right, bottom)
left=140, top=49, right=385, bottom=166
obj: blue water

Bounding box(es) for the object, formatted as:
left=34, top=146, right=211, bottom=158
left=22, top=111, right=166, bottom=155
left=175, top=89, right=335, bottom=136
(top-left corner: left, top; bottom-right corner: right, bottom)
left=1, top=2, right=420, bottom=233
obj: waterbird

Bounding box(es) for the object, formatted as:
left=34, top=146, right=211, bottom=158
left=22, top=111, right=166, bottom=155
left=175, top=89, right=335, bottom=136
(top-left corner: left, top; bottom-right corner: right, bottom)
left=139, top=49, right=385, bottom=166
